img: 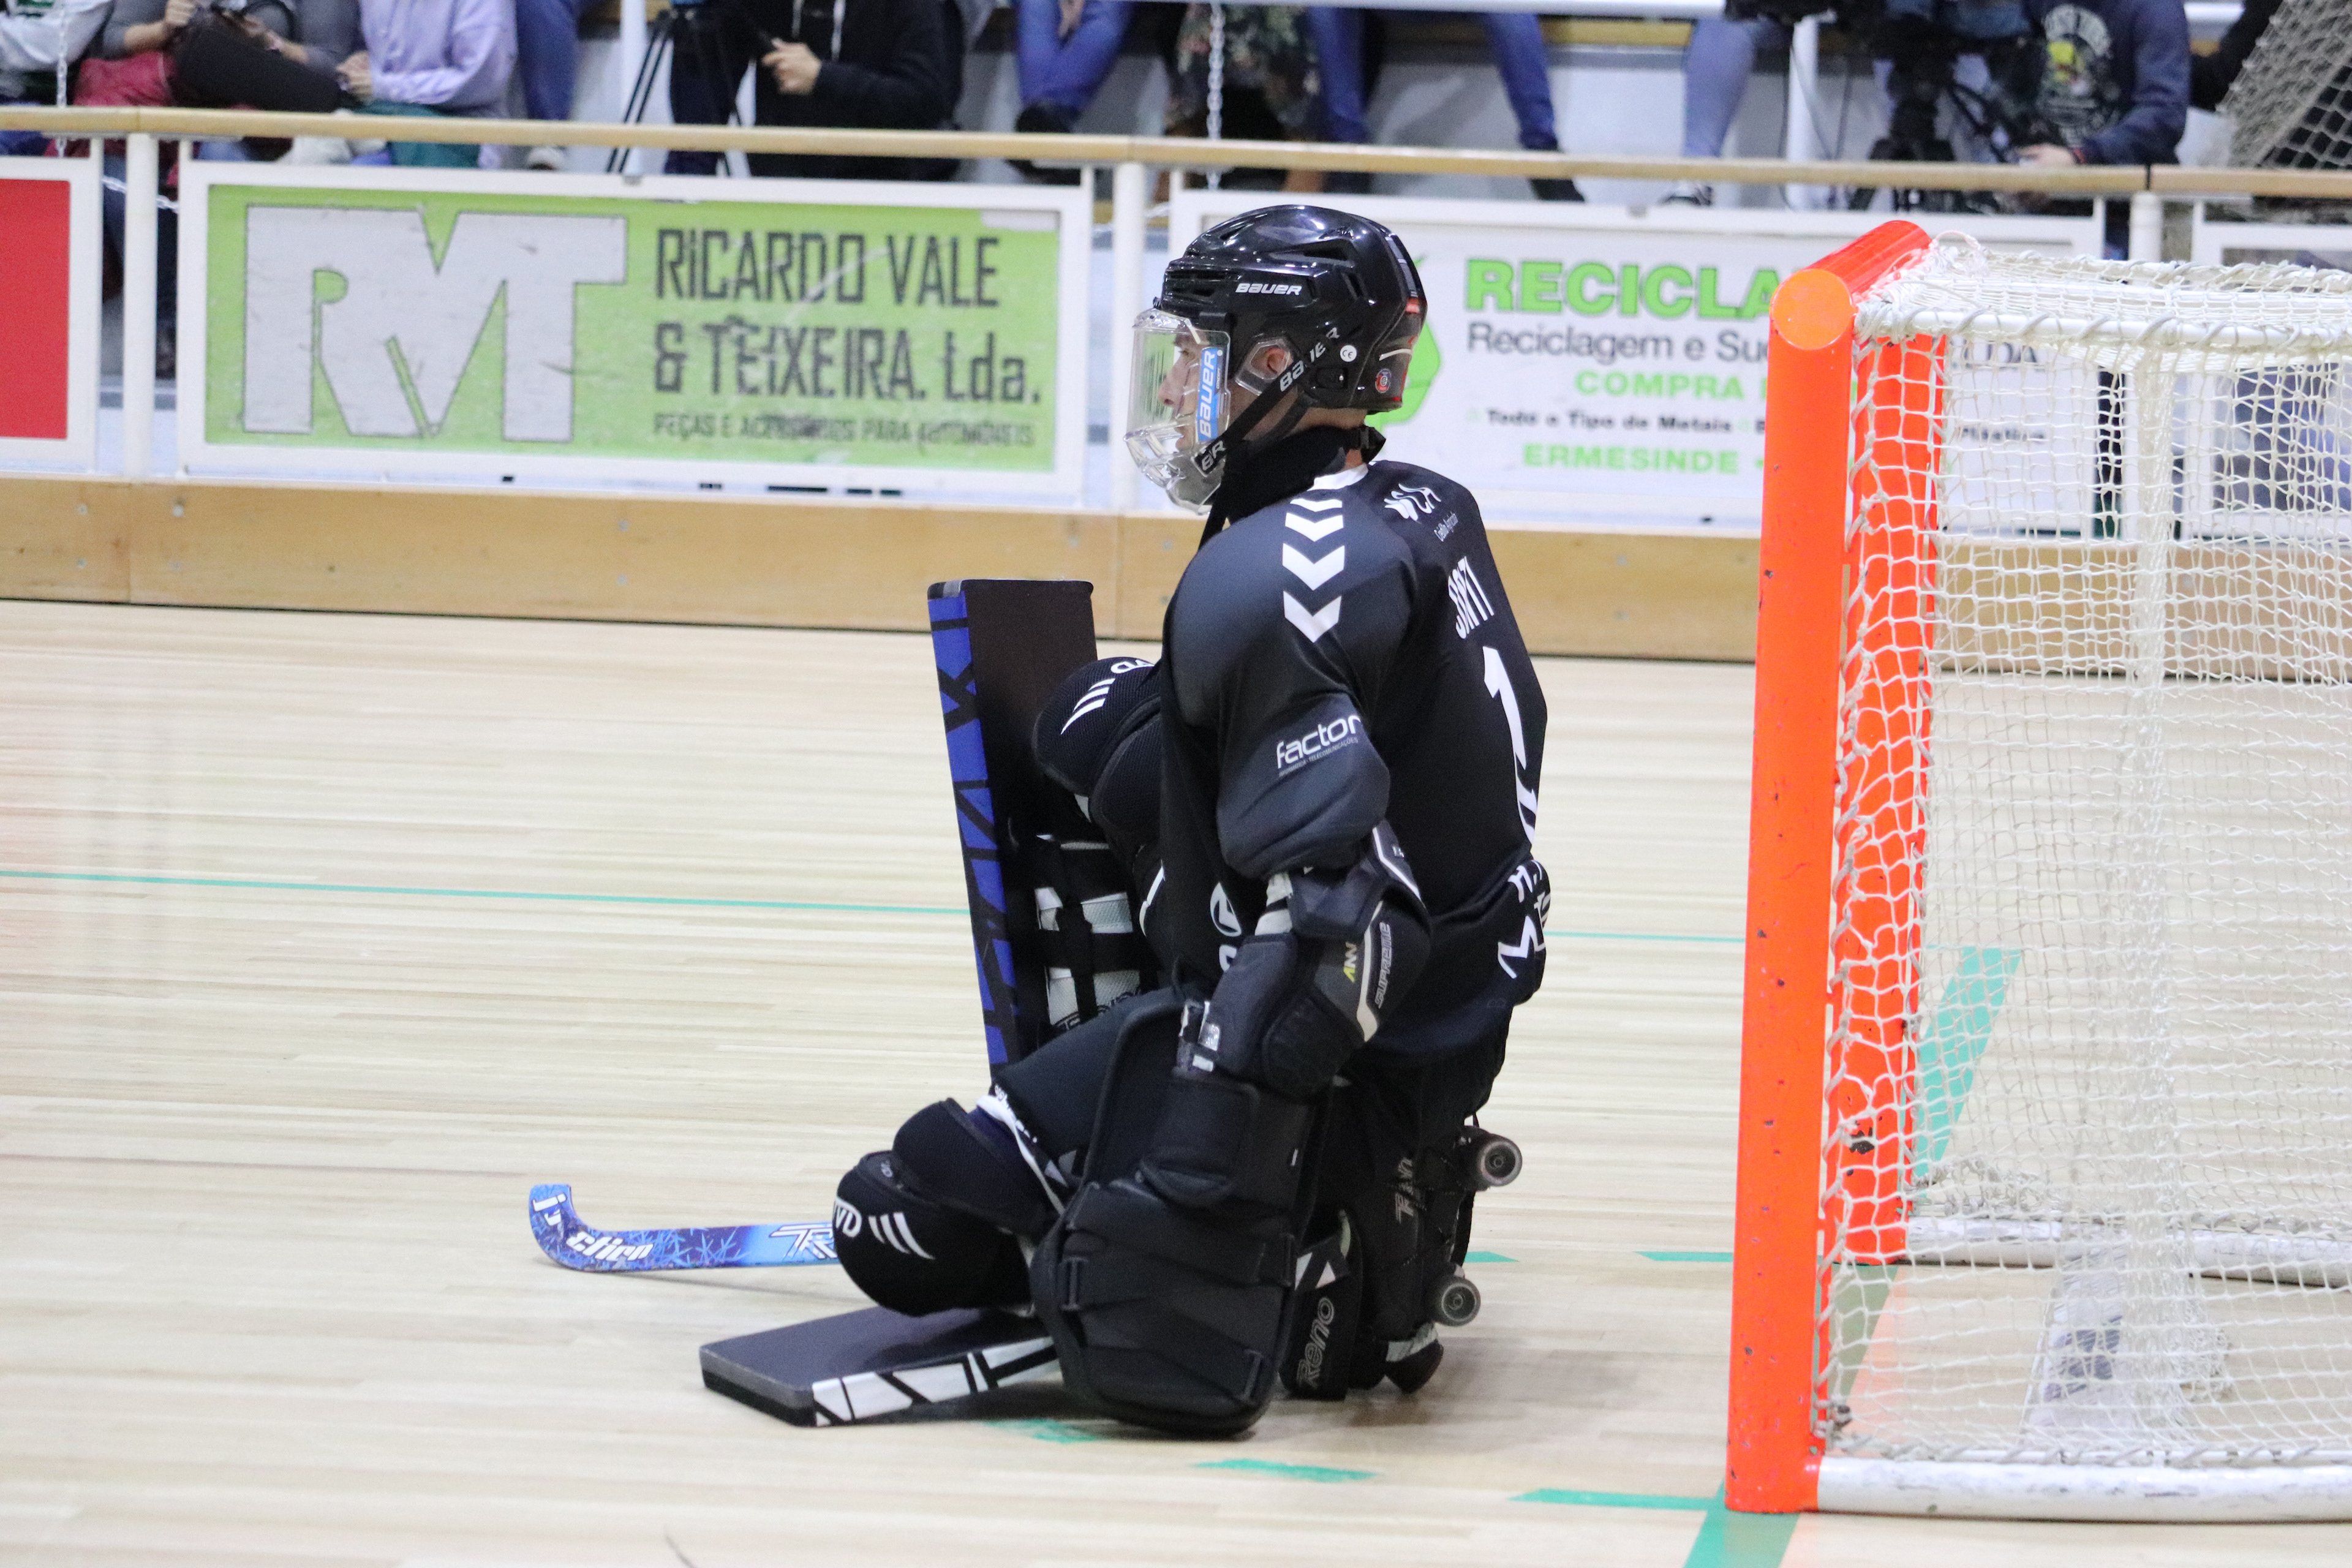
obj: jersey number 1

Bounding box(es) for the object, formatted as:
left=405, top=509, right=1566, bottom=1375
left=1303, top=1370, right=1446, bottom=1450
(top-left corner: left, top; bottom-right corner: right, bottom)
left=1481, top=646, right=1539, bottom=840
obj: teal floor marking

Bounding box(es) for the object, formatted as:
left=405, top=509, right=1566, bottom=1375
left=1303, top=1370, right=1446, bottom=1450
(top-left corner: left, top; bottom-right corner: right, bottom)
left=1683, top=1493, right=1800, bottom=1568
left=1916, top=946, right=2022, bottom=1170
left=0, top=869, right=963, bottom=917
left=1196, top=1458, right=1374, bottom=1483
left=1515, top=1487, right=1798, bottom=1568
left=1465, top=1250, right=1516, bottom=1263
left=1640, top=1250, right=1734, bottom=1263
left=0, top=869, right=1737, bottom=947
left=985, top=1419, right=1101, bottom=1444
left=1515, top=1488, right=1712, bottom=1510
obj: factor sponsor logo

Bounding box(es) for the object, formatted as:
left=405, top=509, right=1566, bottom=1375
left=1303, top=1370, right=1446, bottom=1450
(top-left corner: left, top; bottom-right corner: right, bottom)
left=1273, top=712, right=1364, bottom=773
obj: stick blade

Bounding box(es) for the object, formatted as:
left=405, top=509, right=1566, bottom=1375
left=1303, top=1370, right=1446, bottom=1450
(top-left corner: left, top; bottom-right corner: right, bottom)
left=528, top=1183, right=589, bottom=1268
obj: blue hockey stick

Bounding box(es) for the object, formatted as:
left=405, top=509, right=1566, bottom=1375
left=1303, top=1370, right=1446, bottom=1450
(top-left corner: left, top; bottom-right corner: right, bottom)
left=529, top=1184, right=836, bottom=1273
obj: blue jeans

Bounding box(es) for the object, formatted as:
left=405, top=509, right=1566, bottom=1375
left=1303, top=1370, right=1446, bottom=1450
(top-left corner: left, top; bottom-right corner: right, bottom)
left=1681, top=15, right=1787, bottom=157
left=102, top=151, right=179, bottom=329
left=518, top=0, right=597, bottom=121
left=1017, top=0, right=1133, bottom=119
left=1306, top=10, right=1556, bottom=149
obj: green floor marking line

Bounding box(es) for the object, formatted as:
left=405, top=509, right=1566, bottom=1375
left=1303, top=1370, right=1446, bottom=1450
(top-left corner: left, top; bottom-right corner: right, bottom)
left=1465, top=1250, right=1516, bottom=1263
left=1196, top=1459, right=1374, bottom=1483
left=1514, top=1488, right=1713, bottom=1510
left=1916, top=946, right=2022, bottom=1171
left=1515, top=1485, right=1798, bottom=1567
left=1640, top=1250, right=1734, bottom=1263
left=985, top=1419, right=1101, bottom=1444
left=1683, top=1492, right=1800, bottom=1568
left=1, top=870, right=1730, bottom=946
left=0, top=870, right=964, bottom=918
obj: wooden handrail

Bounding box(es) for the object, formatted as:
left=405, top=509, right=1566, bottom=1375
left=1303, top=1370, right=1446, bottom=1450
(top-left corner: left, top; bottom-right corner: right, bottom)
left=9, top=105, right=2351, bottom=197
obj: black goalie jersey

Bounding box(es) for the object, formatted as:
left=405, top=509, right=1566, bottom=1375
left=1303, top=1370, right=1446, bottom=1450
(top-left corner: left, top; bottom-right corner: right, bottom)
left=1156, top=458, right=1550, bottom=1057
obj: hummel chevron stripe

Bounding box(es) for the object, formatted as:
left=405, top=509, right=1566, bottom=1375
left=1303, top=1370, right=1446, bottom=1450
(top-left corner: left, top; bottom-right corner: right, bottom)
left=1283, top=543, right=1345, bottom=591
left=1284, top=592, right=1343, bottom=641
left=1286, top=512, right=1345, bottom=542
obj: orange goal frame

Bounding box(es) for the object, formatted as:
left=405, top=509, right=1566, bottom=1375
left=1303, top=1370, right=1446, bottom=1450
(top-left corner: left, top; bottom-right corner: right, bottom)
left=1728, top=219, right=1937, bottom=1515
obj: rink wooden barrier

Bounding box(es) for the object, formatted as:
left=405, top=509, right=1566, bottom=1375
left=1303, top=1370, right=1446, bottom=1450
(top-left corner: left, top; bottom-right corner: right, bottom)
left=0, top=476, right=1760, bottom=659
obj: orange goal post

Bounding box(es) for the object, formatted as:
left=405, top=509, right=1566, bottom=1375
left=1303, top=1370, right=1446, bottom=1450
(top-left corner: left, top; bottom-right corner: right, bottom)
left=1732, top=220, right=2352, bottom=1521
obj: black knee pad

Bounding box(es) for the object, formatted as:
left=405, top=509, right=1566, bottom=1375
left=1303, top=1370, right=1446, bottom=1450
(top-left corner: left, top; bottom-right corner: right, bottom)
left=832, top=1151, right=1027, bottom=1317
left=892, top=1099, right=1057, bottom=1240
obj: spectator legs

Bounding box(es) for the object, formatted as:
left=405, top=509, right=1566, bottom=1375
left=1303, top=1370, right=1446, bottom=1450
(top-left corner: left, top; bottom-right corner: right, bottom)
left=1303, top=7, right=1373, bottom=145
left=1480, top=12, right=1558, bottom=151
left=518, top=0, right=596, bottom=123
left=1681, top=15, right=1789, bottom=158
left=662, top=9, right=760, bottom=176
left=1016, top=0, right=1136, bottom=123
left=102, top=146, right=179, bottom=339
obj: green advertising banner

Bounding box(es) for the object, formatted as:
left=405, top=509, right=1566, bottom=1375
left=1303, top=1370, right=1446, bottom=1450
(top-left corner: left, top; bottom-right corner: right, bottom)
left=1174, top=192, right=2100, bottom=524
left=189, top=169, right=1081, bottom=486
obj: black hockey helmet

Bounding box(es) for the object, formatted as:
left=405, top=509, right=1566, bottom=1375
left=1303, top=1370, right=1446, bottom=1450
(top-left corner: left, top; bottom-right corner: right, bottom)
left=1127, top=206, right=1426, bottom=511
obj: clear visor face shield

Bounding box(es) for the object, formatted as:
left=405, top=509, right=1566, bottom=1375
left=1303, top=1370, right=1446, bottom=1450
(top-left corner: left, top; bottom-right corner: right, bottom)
left=1125, top=309, right=1303, bottom=513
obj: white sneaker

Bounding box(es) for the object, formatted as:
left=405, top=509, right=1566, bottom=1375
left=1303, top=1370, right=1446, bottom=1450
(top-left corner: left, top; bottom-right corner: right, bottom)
left=527, top=145, right=565, bottom=172
left=1660, top=180, right=1714, bottom=207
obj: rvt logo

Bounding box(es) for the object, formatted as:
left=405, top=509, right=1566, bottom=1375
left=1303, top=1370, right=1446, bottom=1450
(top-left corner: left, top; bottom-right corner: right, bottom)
left=241, top=207, right=628, bottom=442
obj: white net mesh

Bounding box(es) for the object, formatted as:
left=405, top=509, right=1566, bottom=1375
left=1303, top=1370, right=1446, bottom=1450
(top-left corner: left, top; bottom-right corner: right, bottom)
left=2222, top=0, right=2352, bottom=172
left=1820, top=238, right=2352, bottom=1468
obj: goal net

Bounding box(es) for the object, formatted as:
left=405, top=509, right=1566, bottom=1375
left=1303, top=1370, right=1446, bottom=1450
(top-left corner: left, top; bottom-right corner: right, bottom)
left=1738, top=228, right=2352, bottom=1520
left=2222, top=0, right=2352, bottom=172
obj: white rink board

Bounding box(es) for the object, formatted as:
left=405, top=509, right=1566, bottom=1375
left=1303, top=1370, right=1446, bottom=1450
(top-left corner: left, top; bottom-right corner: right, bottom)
left=176, top=164, right=1092, bottom=497
left=1168, top=195, right=2103, bottom=527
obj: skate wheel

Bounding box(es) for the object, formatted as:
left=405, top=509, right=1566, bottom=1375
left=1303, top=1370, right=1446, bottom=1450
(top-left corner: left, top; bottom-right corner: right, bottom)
left=1431, top=1273, right=1482, bottom=1327
left=1474, top=1134, right=1523, bottom=1189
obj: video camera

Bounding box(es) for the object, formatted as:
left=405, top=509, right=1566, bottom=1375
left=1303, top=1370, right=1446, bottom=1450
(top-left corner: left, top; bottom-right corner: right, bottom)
left=1855, top=0, right=2052, bottom=211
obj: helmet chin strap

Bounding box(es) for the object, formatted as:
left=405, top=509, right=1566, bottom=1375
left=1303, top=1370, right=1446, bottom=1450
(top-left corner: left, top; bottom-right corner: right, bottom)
left=1200, top=423, right=1385, bottom=543
left=1189, top=374, right=1308, bottom=500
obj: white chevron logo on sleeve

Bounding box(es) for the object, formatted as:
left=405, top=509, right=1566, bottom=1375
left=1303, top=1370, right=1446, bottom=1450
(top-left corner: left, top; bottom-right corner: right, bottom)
left=1283, top=543, right=1345, bottom=591
left=1291, top=495, right=1344, bottom=511
left=1284, top=592, right=1342, bottom=641
left=1285, top=512, right=1344, bottom=543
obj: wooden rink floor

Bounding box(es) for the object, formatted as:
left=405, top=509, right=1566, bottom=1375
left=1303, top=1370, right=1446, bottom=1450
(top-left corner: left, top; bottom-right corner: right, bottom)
left=6, top=598, right=2351, bottom=1567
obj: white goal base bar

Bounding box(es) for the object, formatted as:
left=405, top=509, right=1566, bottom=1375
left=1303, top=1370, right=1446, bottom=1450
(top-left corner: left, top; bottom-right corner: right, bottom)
left=1903, top=1218, right=2352, bottom=1290
left=1820, top=1457, right=2352, bottom=1521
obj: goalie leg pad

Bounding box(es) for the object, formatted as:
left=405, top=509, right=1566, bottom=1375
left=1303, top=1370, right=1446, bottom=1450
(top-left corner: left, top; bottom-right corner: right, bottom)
left=1314, top=1030, right=1510, bottom=1368
left=833, top=1150, right=1028, bottom=1317
left=1279, top=1212, right=1364, bottom=1400
left=1023, top=995, right=1309, bottom=1435
left=1031, top=1178, right=1293, bottom=1435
